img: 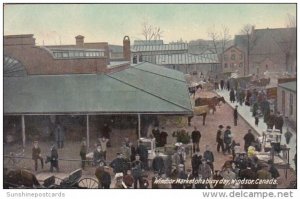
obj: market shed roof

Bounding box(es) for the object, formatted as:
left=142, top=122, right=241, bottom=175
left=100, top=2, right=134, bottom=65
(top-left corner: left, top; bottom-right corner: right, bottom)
left=155, top=53, right=219, bottom=65
left=131, top=43, right=188, bottom=52
left=278, top=81, right=296, bottom=93
left=4, top=62, right=192, bottom=115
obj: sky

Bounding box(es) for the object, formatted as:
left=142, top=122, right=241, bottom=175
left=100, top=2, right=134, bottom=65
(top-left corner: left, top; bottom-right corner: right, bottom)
left=4, top=4, right=296, bottom=45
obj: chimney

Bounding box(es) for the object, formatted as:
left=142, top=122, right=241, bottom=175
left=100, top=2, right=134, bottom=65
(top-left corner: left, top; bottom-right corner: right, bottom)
left=75, top=35, right=84, bottom=47
left=123, top=36, right=131, bottom=61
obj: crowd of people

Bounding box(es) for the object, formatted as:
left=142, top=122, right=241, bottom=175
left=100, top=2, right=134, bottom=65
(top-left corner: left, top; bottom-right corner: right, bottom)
left=29, top=119, right=290, bottom=189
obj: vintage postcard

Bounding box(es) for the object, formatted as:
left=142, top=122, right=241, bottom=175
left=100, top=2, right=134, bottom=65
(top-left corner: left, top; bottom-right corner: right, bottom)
left=2, top=3, right=297, bottom=196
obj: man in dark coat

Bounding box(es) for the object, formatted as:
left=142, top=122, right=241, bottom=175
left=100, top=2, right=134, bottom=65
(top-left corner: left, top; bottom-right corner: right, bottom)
left=159, top=127, right=168, bottom=147
left=49, top=144, right=59, bottom=172
left=216, top=125, right=225, bottom=153
left=220, top=79, right=224, bottom=90
left=32, top=141, right=44, bottom=171
left=152, top=126, right=160, bottom=147
left=274, top=113, right=284, bottom=133
left=191, top=149, right=202, bottom=176
left=267, top=110, right=275, bottom=129
left=239, top=163, right=258, bottom=189
left=131, top=154, right=143, bottom=189
left=223, top=126, right=232, bottom=153
left=93, top=145, right=104, bottom=166
left=191, top=126, right=201, bottom=153
left=80, top=138, right=87, bottom=169
left=152, top=151, right=165, bottom=175
left=203, top=145, right=214, bottom=172
left=243, top=129, right=255, bottom=152
left=109, top=153, right=126, bottom=174
left=230, top=89, right=235, bottom=103
left=136, top=140, right=149, bottom=170
left=226, top=80, right=230, bottom=90
left=233, top=106, right=238, bottom=126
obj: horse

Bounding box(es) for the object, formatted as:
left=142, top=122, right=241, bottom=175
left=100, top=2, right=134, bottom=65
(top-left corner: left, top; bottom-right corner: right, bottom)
left=188, top=105, right=209, bottom=126
left=194, top=96, right=225, bottom=114
left=188, top=84, right=203, bottom=98
left=4, top=168, right=41, bottom=188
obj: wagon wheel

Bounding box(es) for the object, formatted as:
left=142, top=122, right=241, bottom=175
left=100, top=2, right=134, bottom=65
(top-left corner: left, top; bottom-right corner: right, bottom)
left=78, top=178, right=98, bottom=189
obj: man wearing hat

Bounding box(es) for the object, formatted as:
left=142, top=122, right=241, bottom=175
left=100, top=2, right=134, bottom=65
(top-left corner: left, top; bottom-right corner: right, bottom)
left=274, top=112, right=284, bottom=134
left=110, top=153, right=126, bottom=174
left=191, top=126, right=201, bottom=153
left=152, top=150, right=165, bottom=175
left=79, top=138, right=87, bottom=169
left=203, top=145, right=214, bottom=171
left=93, top=144, right=104, bottom=166
left=191, top=149, right=202, bottom=176
left=198, top=159, right=212, bottom=189
left=256, top=163, right=272, bottom=189
left=216, top=125, right=225, bottom=153
left=233, top=106, right=238, bottom=126
left=131, top=154, right=143, bottom=189
left=136, top=140, right=149, bottom=170
left=224, top=126, right=233, bottom=154
left=32, top=140, right=44, bottom=171
left=49, top=143, right=59, bottom=172
left=243, top=129, right=255, bottom=152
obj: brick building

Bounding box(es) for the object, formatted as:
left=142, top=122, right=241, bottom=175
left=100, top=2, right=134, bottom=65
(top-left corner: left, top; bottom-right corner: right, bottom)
left=234, top=27, right=296, bottom=77
left=277, top=81, right=296, bottom=130
left=131, top=40, right=188, bottom=64
left=4, top=34, right=131, bottom=75
left=221, top=45, right=246, bottom=76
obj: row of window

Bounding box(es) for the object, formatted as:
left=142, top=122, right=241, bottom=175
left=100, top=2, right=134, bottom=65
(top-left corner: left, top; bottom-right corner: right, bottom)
left=53, top=51, right=105, bottom=59
left=224, top=63, right=243, bottom=68
left=224, top=54, right=243, bottom=61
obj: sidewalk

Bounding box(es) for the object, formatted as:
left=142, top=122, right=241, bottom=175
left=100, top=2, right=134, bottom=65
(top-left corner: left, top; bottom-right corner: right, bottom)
left=216, top=89, right=296, bottom=170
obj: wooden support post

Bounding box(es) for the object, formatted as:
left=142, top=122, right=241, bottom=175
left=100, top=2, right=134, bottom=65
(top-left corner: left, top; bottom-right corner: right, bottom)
left=86, top=115, right=90, bottom=149
left=138, top=114, right=141, bottom=138
left=21, top=115, right=26, bottom=148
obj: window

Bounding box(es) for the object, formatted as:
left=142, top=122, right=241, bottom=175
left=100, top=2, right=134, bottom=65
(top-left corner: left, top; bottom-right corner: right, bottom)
left=230, top=63, right=234, bottom=68
left=62, top=52, right=69, bottom=58
left=224, top=63, right=228, bottom=68
left=239, top=63, right=243, bottom=67
left=266, top=64, right=268, bottom=69
left=139, top=55, right=143, bottom=62
left=224, top=55, right=228, bottom=61
left=240, top=54, right=243, bottom=60
left=231, top=54, right=236, bottom=60
left=290, top=93, right=293, bottom=116
left=133, top=55, right=137, bottom=64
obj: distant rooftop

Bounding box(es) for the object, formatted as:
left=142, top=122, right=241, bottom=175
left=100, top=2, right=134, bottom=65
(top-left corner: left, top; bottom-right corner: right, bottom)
left=134, top=40, right=163, bottom=46
left=132, top=43, right=188, bottom=52
left=156, top=53, right=219, bottom=65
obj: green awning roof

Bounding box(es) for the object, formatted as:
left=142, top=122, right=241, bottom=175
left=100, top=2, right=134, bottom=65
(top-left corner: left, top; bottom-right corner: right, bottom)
left=4, top=62, right=192, bottom=115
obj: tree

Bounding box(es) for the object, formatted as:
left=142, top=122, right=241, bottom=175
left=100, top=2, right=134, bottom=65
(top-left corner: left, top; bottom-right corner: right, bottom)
left=141, top=20, right=163, bottom=41
left=220, top=25, right=231, bottom=54
left=240, top=24, right=254, bottom=75
left=284, top=14, right=296, bottom=73
left=207, top=25, right=220, bottom=54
